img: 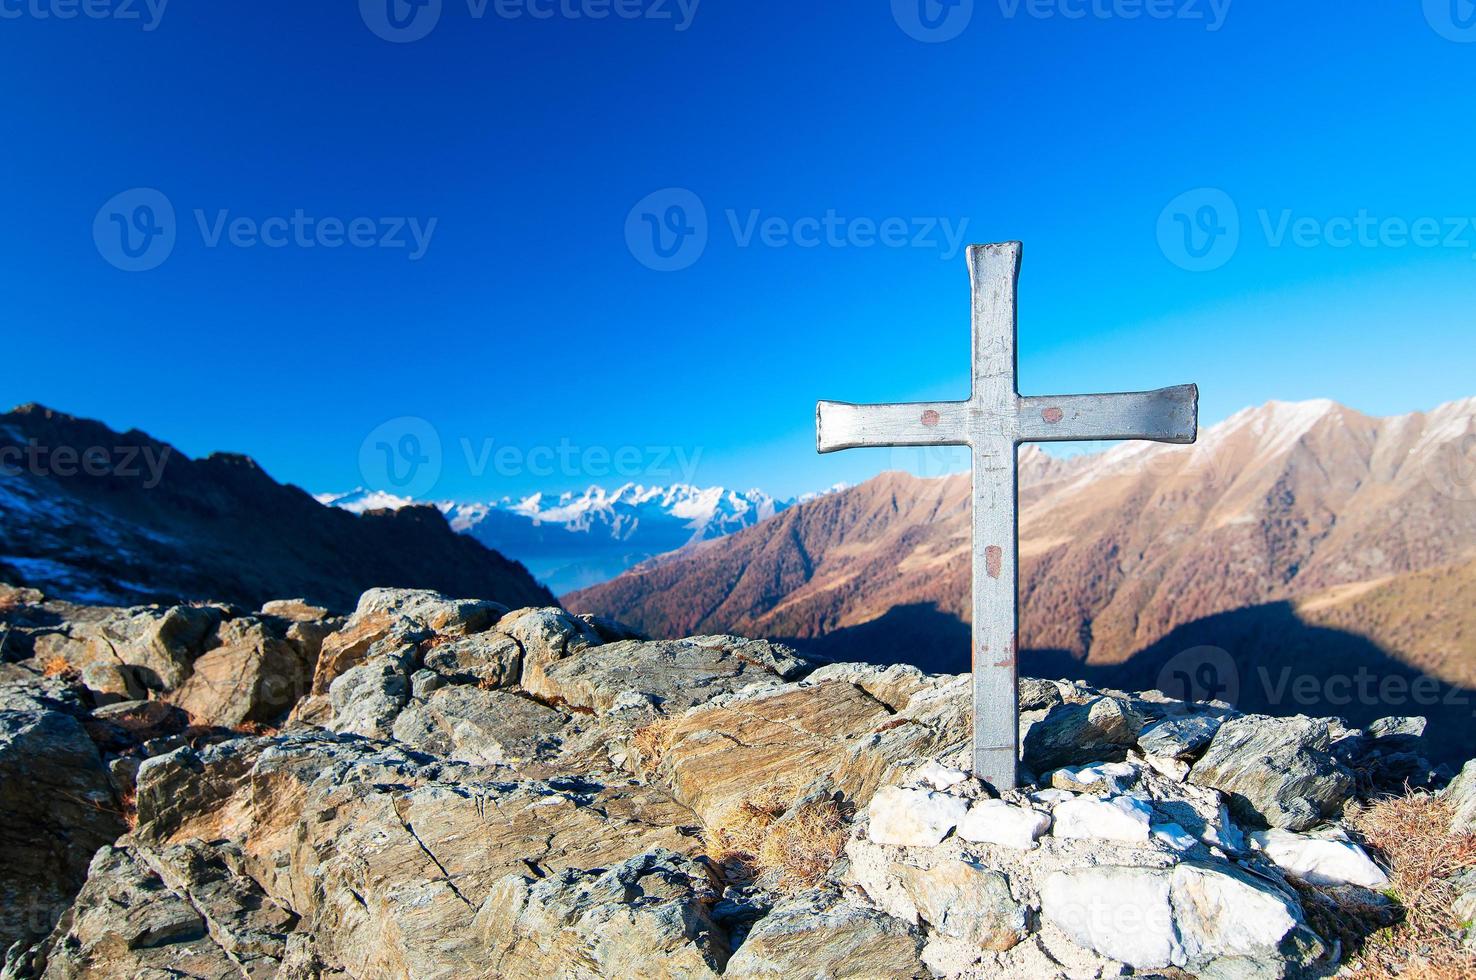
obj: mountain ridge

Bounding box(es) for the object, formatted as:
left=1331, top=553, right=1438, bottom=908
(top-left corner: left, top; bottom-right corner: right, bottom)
left=0, top=404, right=556, bottom=612
left=319, top=481, right=826, bottom=594
left=569, top=397, right=1476, bottom=719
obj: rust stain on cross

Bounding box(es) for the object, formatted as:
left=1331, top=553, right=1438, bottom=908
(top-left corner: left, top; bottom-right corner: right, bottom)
left=985, top=545, right=1003, bottom=579
left=815, top=242, right=1199, bottom=791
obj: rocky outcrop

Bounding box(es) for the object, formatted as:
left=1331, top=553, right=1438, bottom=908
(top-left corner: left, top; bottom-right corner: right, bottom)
left=1188, top=715, right=1356, bottom=830
left=0, top=691, right=126, bottom=953
left=1446, top=759, right=1476, bottom=834
left=479, top=850, right=729, bottom=978
left=3, top=585, right=1469, bottom=978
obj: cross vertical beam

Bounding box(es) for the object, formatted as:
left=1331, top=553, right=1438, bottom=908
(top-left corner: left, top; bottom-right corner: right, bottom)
left=816, top=241, right=1198, bottom=791
left=968, top=244, right=1022, bottom=787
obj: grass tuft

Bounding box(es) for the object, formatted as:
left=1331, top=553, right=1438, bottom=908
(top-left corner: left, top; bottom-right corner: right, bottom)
left=756, top=799, right=849, bottom=891
left=41, top=654, right=79, bottom=681
left=703, top=788, right=848, bottom=893
left=1337, top=792, right=1476, bottom=978
left=629, top=717, right=681, bottom=769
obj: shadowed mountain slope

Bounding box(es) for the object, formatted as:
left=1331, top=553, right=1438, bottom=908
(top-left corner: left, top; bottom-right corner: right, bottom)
left=0, top=405, right=555, bottom=612
left=569, top=398, right=1476, bottom=702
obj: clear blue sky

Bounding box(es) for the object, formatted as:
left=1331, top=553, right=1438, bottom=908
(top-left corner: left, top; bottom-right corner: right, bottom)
left=3, top=1, right=1474, bottom=501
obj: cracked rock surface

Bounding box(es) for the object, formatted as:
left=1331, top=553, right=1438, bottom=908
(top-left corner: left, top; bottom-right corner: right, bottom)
left=0, top=585, right=1462, bottom=978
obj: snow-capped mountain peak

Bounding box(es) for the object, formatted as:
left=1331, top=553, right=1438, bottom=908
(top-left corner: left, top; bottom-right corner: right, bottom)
left=317, top=482, right=840, bottom=595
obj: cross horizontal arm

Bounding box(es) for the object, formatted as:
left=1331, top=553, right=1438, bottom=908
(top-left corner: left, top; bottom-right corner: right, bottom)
left=816, top=400, right=970, bottom=452
left=1016, top=384, right=1199, bottom=444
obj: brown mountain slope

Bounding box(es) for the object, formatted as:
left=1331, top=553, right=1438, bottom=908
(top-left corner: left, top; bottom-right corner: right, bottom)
left=0, top=405, right=556, bottom=612
left=568, top=398, right=1476, bottom=681
left=1294, top=556, right=1476, bottom=691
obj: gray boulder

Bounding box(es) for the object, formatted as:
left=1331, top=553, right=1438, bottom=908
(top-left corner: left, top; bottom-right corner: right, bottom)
left=523, top=635, right=808, bottom=717
left=1445, top=759, right=1476, bottom=834
left=1138, top=714, right=1222, bottom=760
left=354, top=587, right=506, bottom=634
left=392, top=686, right=570, bottom=765
left=1189, top=716, right=1355, bottom=830
left=326, top=660, right=410, bottom=739
left=1022, top=695, right=1146, bottom=772
left=422, top=631, right=522, bottom=689
left=475, top=849, right=729, bottom=978
left=1039, top=861, right=1313, bottom=973
left=0, top=706, right=126, bottom=951
left=724, top=892, right=927, bottom=979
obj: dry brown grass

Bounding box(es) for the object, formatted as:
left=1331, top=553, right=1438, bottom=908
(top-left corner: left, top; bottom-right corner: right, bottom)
left=629, top=717, right=682, bottom=769
left=117, top=788, right=138, bottom=830
left=704, top=788, right=790, bottom=866
left=703, top=788, right=848, bottom=892
left=757, top=799, right=849, bottom=890
left=419, top=633, right=453, bottom=655
left=1338, top=793, right=1476, bottom=978
left=40, top=654, right=79, bottom=681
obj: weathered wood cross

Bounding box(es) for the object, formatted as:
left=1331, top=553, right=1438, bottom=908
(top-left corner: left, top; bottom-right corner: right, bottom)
left=816, top=242, right=1199, bottom=790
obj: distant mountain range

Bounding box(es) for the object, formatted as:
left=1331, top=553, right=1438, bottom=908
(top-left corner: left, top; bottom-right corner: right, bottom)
left=569, top=398, right=1476, bottom=750
left=0, top=405, right=555, bottom=612
left=319, top=483, right=846, bottom=594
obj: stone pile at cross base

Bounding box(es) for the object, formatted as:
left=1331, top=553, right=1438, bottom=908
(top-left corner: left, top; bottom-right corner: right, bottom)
left=1, top=583, right=1472, bottom=979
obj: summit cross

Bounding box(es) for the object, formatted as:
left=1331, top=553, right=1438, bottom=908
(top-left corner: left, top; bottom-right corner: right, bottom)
left=815, top=242, right=1199, bottom=790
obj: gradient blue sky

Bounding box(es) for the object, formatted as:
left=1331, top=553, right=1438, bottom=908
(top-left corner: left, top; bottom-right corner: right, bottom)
left=3, top=1, right=1474, bottom=501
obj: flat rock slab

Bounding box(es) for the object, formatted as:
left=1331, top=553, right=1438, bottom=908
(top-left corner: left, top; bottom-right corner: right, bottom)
left=525, top=636, right=808, bottom=717
left=123, top=731, right=703, bottom=979
left=724, top=895, right=927, bottom=980
left=1189, top=715, right=1355, bottom=830
left=477, top=849, right=728, bottom=979
left=639, top=680, right=893, bottom=826
left=392, top=686, right=570, bottom=766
